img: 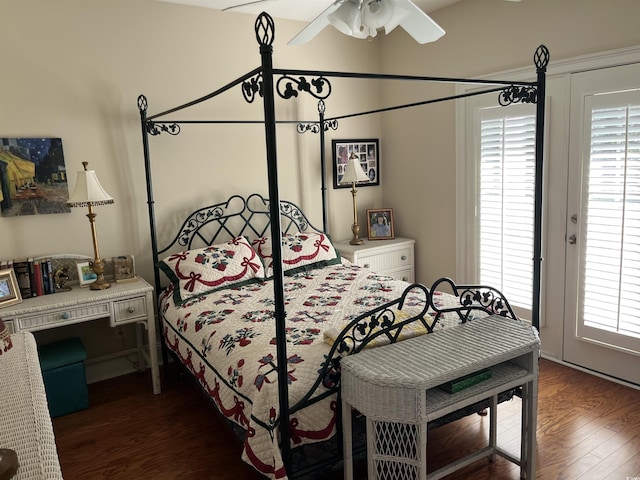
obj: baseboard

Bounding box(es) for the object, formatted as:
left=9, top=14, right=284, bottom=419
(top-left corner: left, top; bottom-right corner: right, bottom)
left=540, top=354, right=639, bottom=391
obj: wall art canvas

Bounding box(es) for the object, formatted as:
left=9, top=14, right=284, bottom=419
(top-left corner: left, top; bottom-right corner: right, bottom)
left=0, top=137, right=70, bottom=217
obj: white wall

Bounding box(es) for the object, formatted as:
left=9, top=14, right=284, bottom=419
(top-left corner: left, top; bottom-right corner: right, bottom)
left=0, top=0, right=383, bottom=372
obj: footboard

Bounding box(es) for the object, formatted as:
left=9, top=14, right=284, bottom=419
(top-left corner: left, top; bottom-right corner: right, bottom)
left=291, top=277, right=518, bottom=416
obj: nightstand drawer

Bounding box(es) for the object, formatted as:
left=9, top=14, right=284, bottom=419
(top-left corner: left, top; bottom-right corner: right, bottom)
left=386, top=267, right=414, bottom=283
left=357, top=246, right=413, bottom=272
left=112, top=296, right=148, bottom=325
left=16, top=303, right=110, bottom=331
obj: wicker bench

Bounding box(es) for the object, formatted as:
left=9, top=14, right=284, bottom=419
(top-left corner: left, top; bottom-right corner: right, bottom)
left=0, top=331, right=63, bottom=479
left=340, top=315, right=540, bottom=480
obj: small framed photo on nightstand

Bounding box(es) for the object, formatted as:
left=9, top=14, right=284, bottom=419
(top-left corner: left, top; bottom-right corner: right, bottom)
left=0, top=268, right=23, bottom=308
left=113, top=255, right=136, bottom=284
left=367, top=208, right=395, bottom=240
left=77, top=261, right=97, bottom=287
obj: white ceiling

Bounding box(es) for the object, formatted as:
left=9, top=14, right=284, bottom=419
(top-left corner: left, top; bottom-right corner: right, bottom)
left=154, top=0, right=463, bottom=22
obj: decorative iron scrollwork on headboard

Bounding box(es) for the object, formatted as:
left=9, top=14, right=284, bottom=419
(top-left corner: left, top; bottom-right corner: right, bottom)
left=177, top=205, right=225, bottom=248
left=498, top=85, right=538, bottom=106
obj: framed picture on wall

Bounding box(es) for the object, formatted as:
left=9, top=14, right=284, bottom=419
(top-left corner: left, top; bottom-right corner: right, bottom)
left=367, top=208, right=395, bottom=240
left=0, top=268, right=23, bottom=308
left=332, top=139, right=380, bottom=189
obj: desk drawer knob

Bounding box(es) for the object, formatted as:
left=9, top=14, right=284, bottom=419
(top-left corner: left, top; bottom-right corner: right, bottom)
left=363, top=263, right=370, bottom=268
left=401, top=255, right=407, bottom=261
left=127, top=307, right=135, bottom=314
left=61, top=312, right=70, bottom=320
left=402, top=277, right=408, bottom=282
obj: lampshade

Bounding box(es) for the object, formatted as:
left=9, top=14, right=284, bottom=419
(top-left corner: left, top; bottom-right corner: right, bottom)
left=67, top=169, right=114, bottom=207
left=341, top=154, right=370, bottom=184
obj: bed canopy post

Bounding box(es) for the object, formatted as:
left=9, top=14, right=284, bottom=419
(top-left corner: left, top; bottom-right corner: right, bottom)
left=137, top=95, right=168, bottom=366
left=532, top=45, right=549, bottom=332
left=137, top=96, right=161, bottom=297
left=255, top=12, right=292, bottom=473
left=317, top=100, right=329, bottom=233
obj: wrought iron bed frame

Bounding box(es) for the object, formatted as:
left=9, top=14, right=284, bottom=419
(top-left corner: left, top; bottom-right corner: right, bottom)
left=137, top=12, right=548, bottom=478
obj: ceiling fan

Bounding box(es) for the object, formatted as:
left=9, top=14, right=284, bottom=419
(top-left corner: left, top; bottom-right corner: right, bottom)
left=222, top=0, right=445, bottom=45
left=288, top=0, right=445, bottom=45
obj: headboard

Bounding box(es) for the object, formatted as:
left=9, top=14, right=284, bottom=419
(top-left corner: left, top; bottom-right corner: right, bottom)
left=157, top=193, right=323, bottom=258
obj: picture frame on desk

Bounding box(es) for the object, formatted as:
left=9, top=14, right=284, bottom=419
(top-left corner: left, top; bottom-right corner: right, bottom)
left=113, top=255, right=136, bottom=284
left=76, top=261, right=97, bottom=287
left=0, top=268, right=23, bottom=308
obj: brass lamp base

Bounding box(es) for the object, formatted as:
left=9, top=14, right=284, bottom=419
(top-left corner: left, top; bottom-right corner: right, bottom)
left=349, top=223, right=364, bottom=245
left=89, top=258, right=111, bottom=290
left=89, top=278, right=111, bottom=290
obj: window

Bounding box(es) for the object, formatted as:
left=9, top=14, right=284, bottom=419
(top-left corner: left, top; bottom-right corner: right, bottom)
left=580, top=93, right=640, bottom=340
left=476, top=104, right=537, bottom=311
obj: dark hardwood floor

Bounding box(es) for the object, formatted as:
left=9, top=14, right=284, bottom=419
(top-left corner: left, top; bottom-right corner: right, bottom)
left=52, top=359, right=640, bottom=479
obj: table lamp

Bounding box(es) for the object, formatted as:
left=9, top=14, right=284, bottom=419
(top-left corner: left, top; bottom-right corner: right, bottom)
left=340, top=153, right=370, bottom=245
left=67, top=162, right=114, bottom=290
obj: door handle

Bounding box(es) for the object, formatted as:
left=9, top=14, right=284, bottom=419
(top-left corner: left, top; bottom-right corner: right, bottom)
left=568, top=234, right=576, bottom=245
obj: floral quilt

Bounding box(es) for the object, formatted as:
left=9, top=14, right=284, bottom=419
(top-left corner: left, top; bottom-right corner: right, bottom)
left=158, top=261, right=465, bottom=479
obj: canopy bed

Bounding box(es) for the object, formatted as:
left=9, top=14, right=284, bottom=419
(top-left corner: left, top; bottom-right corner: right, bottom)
left=137, top=12, right=548, bottom=479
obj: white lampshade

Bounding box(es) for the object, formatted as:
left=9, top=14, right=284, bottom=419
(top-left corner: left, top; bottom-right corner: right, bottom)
left=67, top=168, right=114, bottom=207
left=341, top=154, right=370, bottom=184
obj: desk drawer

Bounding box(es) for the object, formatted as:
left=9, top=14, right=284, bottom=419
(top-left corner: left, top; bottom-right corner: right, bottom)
left=356, top=246, right=413, bottom=273
left=113, top=296, right=147, bottom=325
left=16, top=303, right=110, bottom=331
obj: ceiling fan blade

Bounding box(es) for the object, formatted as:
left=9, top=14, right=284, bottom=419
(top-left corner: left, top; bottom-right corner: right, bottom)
left=392, top=0, right=445, bottom=43
left=222, top=0, right=272, bottom=12
left=288, top=0, right=344, bottom=45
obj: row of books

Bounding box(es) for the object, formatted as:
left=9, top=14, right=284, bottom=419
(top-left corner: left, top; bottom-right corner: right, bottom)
left=0, top=258, right=56, bottom=298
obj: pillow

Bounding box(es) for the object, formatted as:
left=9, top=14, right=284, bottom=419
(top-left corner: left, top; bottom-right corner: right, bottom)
left=252, top=232, right=341, bottom=277
left=158, top=236, right=265, bottom=305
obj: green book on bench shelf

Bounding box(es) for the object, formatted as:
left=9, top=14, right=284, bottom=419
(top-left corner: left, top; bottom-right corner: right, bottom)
left=439, top=368, right=492, bottom=394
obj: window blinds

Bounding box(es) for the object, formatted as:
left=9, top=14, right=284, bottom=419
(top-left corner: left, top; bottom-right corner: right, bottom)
left=581, top=103, right=640, bottom=338
left=479, top=111, right=536, bottom=309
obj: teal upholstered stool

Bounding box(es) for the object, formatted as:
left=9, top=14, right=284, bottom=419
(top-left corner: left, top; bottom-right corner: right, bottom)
left=38, top=337, right=89, bottom=418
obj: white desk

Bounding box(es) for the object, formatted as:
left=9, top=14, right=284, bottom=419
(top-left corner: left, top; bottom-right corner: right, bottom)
left=341, top=315, right=540, bottom=480
left=0, top=278, right=160, bottom=395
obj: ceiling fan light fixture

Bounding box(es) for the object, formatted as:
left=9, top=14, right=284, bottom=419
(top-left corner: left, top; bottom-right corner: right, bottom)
left=288, top=0, right=445, bottom=46
left=362, top=0, right=394, bottom=30
left=328, top=1, right=361, bottom=35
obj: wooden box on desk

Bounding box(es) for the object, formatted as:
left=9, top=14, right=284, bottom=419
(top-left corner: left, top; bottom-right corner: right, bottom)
left=38, top=337, right=89, bottom=418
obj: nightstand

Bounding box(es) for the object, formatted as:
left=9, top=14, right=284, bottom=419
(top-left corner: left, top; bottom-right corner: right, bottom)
left=333, top=237, right=415, bottom=283
left=0, top=277, right=160, bottom=394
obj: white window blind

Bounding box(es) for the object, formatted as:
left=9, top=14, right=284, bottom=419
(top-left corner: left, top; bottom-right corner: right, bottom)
left=479, top=108, right=536, bottom=309
left=581, top=99, right=640, bottom=339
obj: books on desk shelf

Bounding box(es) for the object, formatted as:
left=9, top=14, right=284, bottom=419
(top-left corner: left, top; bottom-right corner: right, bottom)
left=0, top=257, right=55, bottom=297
